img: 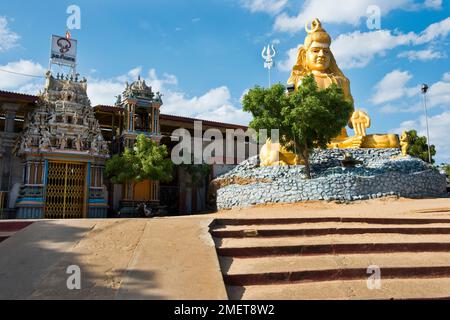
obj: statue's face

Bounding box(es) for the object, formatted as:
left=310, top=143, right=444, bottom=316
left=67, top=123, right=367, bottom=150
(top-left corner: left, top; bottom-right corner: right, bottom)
left=306, top=42, right=331, bottom=72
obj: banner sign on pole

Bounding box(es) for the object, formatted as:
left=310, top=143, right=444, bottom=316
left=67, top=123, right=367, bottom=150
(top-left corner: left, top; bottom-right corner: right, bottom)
left=50, top=35, right=77, bottom=68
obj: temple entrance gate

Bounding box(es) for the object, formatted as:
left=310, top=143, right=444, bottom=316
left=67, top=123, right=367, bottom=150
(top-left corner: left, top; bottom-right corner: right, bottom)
left=45, top=162, right=86, bottom=219
left=15, top=72, right=109, bottom=219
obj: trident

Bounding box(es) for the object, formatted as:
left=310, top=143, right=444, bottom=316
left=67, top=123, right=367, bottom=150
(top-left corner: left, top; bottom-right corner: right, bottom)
left=262, top=44, right=276, bottom=87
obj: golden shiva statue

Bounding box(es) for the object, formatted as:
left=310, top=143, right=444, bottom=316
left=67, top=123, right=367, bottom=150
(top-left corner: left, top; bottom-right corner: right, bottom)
left=260, top=18, right=403, bottom=167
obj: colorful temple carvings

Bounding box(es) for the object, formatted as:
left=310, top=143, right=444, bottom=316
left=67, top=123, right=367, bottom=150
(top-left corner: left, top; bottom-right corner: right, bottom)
left=115, top=76, right=163, bottom=207
left=15, top=71, right=109, bottom=219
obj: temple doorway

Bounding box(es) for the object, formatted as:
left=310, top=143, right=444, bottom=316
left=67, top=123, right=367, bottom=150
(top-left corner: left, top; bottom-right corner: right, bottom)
left=45, top=162, right=86, bottom=219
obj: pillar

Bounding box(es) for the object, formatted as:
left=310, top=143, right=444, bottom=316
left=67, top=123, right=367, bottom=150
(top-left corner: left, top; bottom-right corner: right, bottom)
left=1, top=103, right=20, bottom=192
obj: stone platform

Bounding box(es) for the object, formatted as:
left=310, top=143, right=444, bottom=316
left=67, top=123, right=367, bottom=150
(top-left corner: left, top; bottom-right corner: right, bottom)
left=214, top=149, right=448, bottom=210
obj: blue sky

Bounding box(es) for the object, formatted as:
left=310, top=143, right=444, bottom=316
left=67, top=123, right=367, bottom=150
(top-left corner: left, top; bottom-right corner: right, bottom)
left=0, top=0, right=449, bottom=163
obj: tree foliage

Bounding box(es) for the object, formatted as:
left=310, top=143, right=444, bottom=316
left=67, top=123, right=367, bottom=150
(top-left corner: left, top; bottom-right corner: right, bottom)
left=105, top=134, right=173, bottom=184
left=405, top=130, right=436, bottom=164
left=440, top=164, right=450, bottom=178
left=242, top=75, right=353, bottom=178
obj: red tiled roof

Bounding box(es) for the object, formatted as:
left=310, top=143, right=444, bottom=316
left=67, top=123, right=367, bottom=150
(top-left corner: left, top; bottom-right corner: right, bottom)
left=93, top=105, right=124, bottom=113
left=94, top=104, right=248, bottom=130
left=0, top=90, right=38, bottom=102
left=159, top=113, right=248, bottom=130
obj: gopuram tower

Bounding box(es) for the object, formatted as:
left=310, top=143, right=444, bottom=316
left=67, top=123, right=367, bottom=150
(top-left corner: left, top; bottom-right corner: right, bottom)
left=116, top=76, right=163, bottom=212
left=15, top=71, right=109, bottom=219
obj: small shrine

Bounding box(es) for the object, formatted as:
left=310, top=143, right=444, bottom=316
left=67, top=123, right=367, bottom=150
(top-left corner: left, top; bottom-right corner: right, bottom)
left=15, top=71, right=109, bottom=219
left=116, top=76, right=163, bottom=208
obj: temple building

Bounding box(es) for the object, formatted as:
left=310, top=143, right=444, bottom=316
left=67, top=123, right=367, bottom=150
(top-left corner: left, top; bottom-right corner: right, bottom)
left=94, top=78, right=249, bottom=216
left=0, top=75, right=248, bottom=219
left=111, top=76, right=163, bottom=212
left=14, top=72, right=109, bottom=219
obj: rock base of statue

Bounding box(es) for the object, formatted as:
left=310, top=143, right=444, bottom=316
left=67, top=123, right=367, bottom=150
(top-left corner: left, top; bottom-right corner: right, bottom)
left=210, top=149, right=447, bottom=210
left=260, top=133, right=404, bottom=167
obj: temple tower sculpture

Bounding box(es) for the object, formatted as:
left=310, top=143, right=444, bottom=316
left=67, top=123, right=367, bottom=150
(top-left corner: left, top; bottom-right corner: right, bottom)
left=15, top=71, right=109, bottom=219
left=117, top=76, right=163, bottom=209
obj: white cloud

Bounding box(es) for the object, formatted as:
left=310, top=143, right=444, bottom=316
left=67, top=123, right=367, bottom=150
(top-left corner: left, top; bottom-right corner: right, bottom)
left=424, top=0, right=443, bottom=9
left=163, top=86, right=252, bottom=125
left=240, top=88, right=250, bottom=103
left=393, top=111, right=450, bottom=163
left=88, top=68, right=250, bottom=125
left=397, top=49, right=445, bottom=61
left=199, top=104, right=252, bottom=125
left=394, top=120, right=417, bottom=132
left=377, top=71, right=450, bottom=113
left=414, top=17, right=450, bottom=44
left=147, top=69, right=178, bottom=92
left=278, top=17, right=450, bottom=70
left=0, top=60, right=45, bottom=92
left=240, top=0, right=288, bottom=15
left=425, top=111, right=450, bottom=163
left=371, top=70, right=419, bottom=105
left=87, top=68, right=177, bottom=106
left=379, top=104, right=398, bottom=114
left=0, top=16, right=20, bottom=52
left=273, top=0, right=412, bottom=33
left=331, top=30, right=415, bottom=69
left=278, top=30, right=412, bottom=70
left=127, top=66, right=142, bottom=80
left=0, top=60, right=249, bottom=125
left=379, top=103, right=420, bottom=114
left=443, top=72, right=450, bottom=81
left=278, top=46, right=298, bottom=72
left=428, top=80, right=450, bottom=108
left=86, top=79, right=124, bottom=106
left=164, top=86, right=232, bottom=115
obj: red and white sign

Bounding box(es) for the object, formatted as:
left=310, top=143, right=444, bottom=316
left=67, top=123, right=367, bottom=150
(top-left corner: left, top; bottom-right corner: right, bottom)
left=50, top=35, right=77, bottom=67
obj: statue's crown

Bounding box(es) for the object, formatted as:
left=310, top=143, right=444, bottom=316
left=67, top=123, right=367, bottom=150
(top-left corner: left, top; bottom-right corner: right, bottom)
left=305, top=18, right=325, bottom=34
left=304, top=18, right=331, bottom=47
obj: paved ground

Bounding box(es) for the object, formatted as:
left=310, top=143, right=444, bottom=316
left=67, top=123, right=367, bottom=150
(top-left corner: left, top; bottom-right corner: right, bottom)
left=0, top=197, right=449, bottom=300
left=0, top=217, right=227, bottom=299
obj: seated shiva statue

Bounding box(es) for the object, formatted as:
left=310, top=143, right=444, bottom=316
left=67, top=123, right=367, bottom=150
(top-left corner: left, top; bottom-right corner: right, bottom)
left=287, top=18, right=354, bottom=144
left=260, top=19, right=402, bottom=167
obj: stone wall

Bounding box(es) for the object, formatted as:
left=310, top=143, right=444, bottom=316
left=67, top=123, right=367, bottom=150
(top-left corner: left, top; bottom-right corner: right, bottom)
left=214, top=149, right=448, bottom=210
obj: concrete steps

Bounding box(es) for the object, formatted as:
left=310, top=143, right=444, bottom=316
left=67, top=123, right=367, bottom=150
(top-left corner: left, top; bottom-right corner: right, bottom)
left=211, top=216, right=450, bottom=299
left=216, top=233, right=450, bottom=247
left=212, top=222, right=450, bottom=232
left=227, top=279, right=450, bottom=300
left=214, top=217, right=450, bottom=226
left=221, top=252, right=450, bottom=275
left=0, top=221, right=34, bottom=243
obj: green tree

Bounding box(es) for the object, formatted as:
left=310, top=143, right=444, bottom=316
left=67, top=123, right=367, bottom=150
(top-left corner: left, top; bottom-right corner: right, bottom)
left=242, top=75, right=353, bottom=179
left=405, top=130, right=436, bottom=164
left=105, top=134, right=173, bottom=184
left=442, top=164, right=450, bottom=178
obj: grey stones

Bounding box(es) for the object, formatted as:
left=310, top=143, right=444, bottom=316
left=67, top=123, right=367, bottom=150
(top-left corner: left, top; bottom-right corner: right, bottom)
left=214, top=149, right=448, bottom=210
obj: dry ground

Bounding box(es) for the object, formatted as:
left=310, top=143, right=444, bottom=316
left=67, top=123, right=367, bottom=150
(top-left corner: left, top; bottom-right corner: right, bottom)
left=0, top=197, right=448, bottom=299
